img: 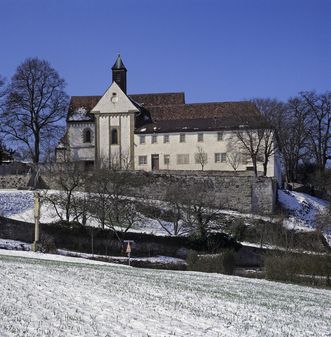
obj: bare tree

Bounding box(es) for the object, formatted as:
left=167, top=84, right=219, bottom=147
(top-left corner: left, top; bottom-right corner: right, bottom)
left=87, top=166, right=142, bottom=243
left=281, top=97, right=309, bottom=182
left=0, top=75, right=6, bottom=105
left=300, top=91, right=331, bottom=172
left=226, top=143, right=241, bottom=171
left=234, top=128, right=265, bottom=177
left=194, top=146, right=208, bottom=171
left=0, top=142, right=15, bottom=164
left=2, top=58, right=69, bottom=163
left=252, top=99, right=285, bottom=176
left=145, top=186, right=190, bottom=236
left=42, top=162, right=87, bottom=223
left=175, top=183, right=221, bottom=240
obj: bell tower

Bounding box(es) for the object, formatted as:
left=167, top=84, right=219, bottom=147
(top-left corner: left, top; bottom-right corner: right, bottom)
left=112, top=54, right=127, bottom=94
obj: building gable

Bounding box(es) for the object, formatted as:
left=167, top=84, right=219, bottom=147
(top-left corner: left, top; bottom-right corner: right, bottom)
left=91, top=81, right=139, bottom=115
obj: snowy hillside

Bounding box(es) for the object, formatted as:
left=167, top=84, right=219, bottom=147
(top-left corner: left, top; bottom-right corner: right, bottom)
left=278, top=189, right=330, bottom=244
left=0, top=250, right=330, bottom=337
left=0, top=189, right=330, bottom=244
left=278, top=190, right=328, bottom=229
left=0, top=190, right=170, bottom=235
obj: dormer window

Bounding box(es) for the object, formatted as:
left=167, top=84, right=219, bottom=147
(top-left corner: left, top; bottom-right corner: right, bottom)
left=83, top=128, right=92, bottom=143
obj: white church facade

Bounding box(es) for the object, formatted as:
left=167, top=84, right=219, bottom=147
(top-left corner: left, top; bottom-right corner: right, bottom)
left=56, top=55, right=281, bottom=182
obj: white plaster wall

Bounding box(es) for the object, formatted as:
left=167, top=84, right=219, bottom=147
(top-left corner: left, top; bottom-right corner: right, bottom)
left=120, top=115, right=131, bottom=159
left=99, top=115, right=109, bottom=161
left=67, top=122, right=95, bottom=161
left=134, top=130, right=277, bottom=178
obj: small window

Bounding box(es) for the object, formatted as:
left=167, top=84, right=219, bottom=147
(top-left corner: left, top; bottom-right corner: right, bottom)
left=138, top=156, right=147, bottom=165
left=221, top=153, right=227, bottom=162
left=164, top=154, right=170, bottom=165
left=217, top=132, right=223, bottom=141
left=180, top=134, right=186, bottom=143
left=83, top=128, right=92, bottom=143
left=214, top=153, right=221, bottom=163
left=197, top=133, right=204, bottom=142
left=111, top=128, right=118, bottom=145
left=177, top=154, right=189, bottom=165
left=140, top=135, right=145, bottom=144
left=151, top=135, right=157, bottom=144
left=164, top=135, right=169, bottom=143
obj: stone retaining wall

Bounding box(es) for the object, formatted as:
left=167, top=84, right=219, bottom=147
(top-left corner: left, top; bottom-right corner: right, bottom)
left=0, top=175, right=30, bottom=189
left=42, top=170, right=277, bottom=215
left=129, top=172, right=277, bottom=214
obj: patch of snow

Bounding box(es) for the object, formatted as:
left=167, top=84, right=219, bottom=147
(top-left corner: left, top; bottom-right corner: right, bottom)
left=0, top=239, right=31, bottom=251
left=68, top=107, right=90, bottom=121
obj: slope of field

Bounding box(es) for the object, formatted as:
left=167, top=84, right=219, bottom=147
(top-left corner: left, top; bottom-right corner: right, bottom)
left=0, top=251, right=330, bottom=337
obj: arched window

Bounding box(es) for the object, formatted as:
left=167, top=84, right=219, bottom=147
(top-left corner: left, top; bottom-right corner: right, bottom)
left=111, top=128, right=118, bottom=145
left=83, top=128, right=92, bottom=143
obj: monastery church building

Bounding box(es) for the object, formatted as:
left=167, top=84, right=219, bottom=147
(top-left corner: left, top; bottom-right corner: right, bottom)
left=56, top=55, right=281, bottom=182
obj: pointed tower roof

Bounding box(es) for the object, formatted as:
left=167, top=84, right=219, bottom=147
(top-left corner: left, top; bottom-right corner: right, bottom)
left=112, top=54, right=126, bottom=70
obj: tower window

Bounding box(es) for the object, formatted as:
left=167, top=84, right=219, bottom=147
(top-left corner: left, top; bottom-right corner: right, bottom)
left=111, top=128, right=119, bottom=145
left=83, top=128, right=92, bottom=143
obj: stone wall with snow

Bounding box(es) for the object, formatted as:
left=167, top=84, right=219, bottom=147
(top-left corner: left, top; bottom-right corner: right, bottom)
left=0, top=175, right=30, bottom=189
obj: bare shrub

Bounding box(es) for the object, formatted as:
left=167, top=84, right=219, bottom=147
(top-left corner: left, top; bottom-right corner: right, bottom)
left=186, top=250, right=235, bottom=275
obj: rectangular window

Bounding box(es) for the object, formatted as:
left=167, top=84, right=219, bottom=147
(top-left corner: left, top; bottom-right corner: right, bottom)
left=164, top=154, right=170, bottom=165
left=179, top=134, right=186, bottom=143
left=221, top=153, right=227, bottom=162
left=217, top=132, right=223, bottom=141
left=197, top=133, right=204, bottom=142
left=138, top=155, right=147, bottom=165
left=140, top=135, right=145, bottom=144
left=214, top=153, right=221, bottom=163
left=177, top=154, right=189, bottom=165
left=151, top=135, right=157, bottom=144
left=163, top=135, right=169, bottom=143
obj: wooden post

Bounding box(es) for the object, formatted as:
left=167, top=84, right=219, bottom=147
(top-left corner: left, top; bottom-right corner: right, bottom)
left=32, top=191, right=41, bottom=252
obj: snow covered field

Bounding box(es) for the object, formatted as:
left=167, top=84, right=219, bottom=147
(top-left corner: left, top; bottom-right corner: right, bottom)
left=0, top=250, right=330, bottom=337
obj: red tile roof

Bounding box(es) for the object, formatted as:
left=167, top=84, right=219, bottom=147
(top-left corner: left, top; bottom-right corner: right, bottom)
left=67, top=93, right=268, bottom=132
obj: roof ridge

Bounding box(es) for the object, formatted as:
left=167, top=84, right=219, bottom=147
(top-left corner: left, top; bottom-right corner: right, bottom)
left=70, top=95, right=101, bottom=98
left=185, top=101, right=253, bottom=106
left=129, top=92, right=185, bottom=96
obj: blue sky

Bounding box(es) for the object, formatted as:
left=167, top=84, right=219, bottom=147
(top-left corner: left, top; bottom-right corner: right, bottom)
left=1, top=0, right=330, bottom=103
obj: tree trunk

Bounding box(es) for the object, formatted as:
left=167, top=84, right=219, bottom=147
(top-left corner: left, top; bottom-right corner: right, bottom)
left=34, top=132, right=40, bottom=164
